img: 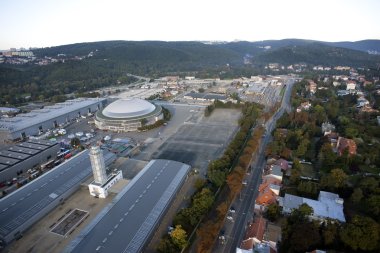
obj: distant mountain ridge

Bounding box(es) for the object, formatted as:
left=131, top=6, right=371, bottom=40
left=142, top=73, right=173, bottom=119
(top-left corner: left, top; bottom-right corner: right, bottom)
left=31, top=39, right=380, bottom=68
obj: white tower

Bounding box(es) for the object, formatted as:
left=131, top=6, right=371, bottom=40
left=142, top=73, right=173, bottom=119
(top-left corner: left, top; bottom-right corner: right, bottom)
left=89, top=146, right=107, bottom=185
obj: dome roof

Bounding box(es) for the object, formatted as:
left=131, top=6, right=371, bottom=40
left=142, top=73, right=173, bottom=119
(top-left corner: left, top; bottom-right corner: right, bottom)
left=102, top=98, right=156, bottom=119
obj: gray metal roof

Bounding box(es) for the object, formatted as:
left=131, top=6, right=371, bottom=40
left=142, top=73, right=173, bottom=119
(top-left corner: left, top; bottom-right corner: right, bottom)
left=27, top=140, right=57, bottom=147
left=66, top=159, right=191, bottom=253
left=0, top=164, right=8, bottom=172
left=8, top=146, right=39, bottom=155
left=0, top=150, right=116, bottom=244
left=0, top=98, right=106, bottom=132
left=16, top=142, right=49, bottom=151
left=0, top=156, right=19, bottom=166
left=0, top=150, right=30, bottom=161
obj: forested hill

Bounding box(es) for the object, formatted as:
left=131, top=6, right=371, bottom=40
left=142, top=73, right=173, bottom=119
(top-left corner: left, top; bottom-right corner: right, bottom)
left=1, top=39, right=380, bottom=106
left=31, top=39, right=380, bottom=68
left=252, top=42, right=380, bottom=67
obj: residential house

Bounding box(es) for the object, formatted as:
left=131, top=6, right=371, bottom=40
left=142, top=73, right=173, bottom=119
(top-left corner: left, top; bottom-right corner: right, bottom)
left=296, top=101, right=311, bottom=112
left=336, top=137, right=357, bottom=156
left=274, top=158, right=289, bottom=171
left=321, top=122, right=335, bottom=136
left=307, top=80, right=317, bottom=94
left=280, top=191, right=346, bottom=222
left=255, top=169, right=282, bottom=212
left=346, top=80, right=356, bottom=90
left=236, top=217, right=279, bottom=253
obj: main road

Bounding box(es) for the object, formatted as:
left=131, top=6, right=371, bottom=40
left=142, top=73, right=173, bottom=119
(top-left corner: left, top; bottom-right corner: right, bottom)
left=212, top=77, right=295, bottom=253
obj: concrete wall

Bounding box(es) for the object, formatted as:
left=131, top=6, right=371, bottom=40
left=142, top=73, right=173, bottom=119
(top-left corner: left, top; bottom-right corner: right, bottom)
left=0, top=143, right=60, bottom=182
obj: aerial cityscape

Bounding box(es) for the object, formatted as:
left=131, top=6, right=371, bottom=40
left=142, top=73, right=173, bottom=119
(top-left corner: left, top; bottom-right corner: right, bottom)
left=0, top=1, right=379, bottom=253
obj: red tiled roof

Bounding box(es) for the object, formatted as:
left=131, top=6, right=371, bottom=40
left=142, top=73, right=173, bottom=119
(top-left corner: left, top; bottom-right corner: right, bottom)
left=240, top=237, right=255, bottom=250
left=275, top=159, right=289, bottom=170
left=337, top=137, right=357, bottom=156
left=245, top=216, right=267, bottom=241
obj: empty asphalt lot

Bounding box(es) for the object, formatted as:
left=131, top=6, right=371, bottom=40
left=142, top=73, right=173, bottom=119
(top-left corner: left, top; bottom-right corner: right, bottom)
left=153, top=107, right=240, bottom=172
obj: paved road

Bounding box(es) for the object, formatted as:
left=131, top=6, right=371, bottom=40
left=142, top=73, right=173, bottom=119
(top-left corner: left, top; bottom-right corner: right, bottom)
left=213, top=77, right=295, bottom=253
left=0, top=150, right=115, bottom=245
left=66, top=159, right=190, bottom=253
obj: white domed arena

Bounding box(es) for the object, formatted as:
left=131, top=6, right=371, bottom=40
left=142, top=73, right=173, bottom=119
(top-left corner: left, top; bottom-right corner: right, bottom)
left=95, top=98, right=163, bottom=132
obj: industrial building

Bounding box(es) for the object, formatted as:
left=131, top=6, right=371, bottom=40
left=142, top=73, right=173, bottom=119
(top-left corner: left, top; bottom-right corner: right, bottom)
left=65, top=159, right=191, bottom=253
left=0, top=149, right=116, bottom=246
left=0, top=140, right=60, bottom=182
left=0, top=98, right=106, bottom=142
left=95, top=98, right=163, bottom=132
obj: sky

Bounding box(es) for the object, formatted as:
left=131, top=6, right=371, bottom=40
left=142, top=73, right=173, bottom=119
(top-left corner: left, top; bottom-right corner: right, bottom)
left=1, top=0, right=380, bottom=49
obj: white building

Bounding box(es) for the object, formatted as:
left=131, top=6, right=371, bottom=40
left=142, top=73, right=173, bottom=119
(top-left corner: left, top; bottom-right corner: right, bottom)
left=88, top=146, right=122, bottom=198
left=280, top=191, right=345, bottom=222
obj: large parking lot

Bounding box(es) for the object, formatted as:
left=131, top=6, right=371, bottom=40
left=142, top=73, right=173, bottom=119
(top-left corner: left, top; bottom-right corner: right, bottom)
left=152, top=107, right=240, bottom=172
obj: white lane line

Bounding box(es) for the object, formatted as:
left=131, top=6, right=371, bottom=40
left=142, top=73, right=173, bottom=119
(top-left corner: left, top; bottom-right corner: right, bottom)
left=124, top=212, right=128, bottom=216
left=102, top=238, right=107, bottom=243
left=20, top=197, right=24, bottom=201
left=120, top=218, right=124, bottom=222
left=114, top=224, right=118, bottom=229
left=135, top=199, right=139, bottom=203
left=143, top=190, right=146, bottom=194
left=33, top=189, right=38, bottom=192
left=3, top=208, right=8, bottom=212
left=27, top=193, right=31, bottom=196
left=108, top=230, right=113, bottom=235
left=147, top=184, right=151, bottom=189
left=139, top=194, right=143, bottom=198
left=11, top=202, right=16, bottom=206
left=41, top=183, right=47, bottom=187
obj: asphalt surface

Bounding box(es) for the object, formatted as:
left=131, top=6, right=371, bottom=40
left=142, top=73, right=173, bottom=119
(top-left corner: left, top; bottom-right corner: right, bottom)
left=214, top=77, right=295, bottom=253
left=65, top=159, right=190, bottom=253
left=0, top=149, right=115, bottom=244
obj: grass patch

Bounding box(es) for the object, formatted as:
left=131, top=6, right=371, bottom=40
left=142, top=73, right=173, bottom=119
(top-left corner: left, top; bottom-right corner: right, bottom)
left=299, top=163, right=318, bottom=178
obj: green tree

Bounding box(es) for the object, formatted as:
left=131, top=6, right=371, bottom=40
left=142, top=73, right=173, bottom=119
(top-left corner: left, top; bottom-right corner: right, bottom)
left=322, top=221, right=338, bottom=246
left=170, top=225, right=188, bottom=250
left=321, top=168, right=348, bottom=190
left=157, top=236, right=177, bottom=253
left=350, top=188, right=363, bottom=204
left=207, top=169, right=226, bottom=188
left=365, top=195, right=380, bottom=217
left=340, top=215, right=380, bottom=251
left=70, top=137, right=80, bottom=147
left=266, top=203, right=281, bottom=221
left=289, top=222, right=321, bottom=252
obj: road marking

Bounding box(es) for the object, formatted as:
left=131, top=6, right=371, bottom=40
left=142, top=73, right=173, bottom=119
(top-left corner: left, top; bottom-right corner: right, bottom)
left=129, top=204, right=135, bottom=210
left=124, top=212, right=128, bottom=216
left=11, top=202, right=16, bottom=206
left=34, top=189, right=38, bottom=192
left=41, top=183, right=47, bottom=187
left=102, top=238, right=107, bottom=243
left=147, top=184, right=151, bottom=189
left=135, top=199, right=139, bottom=203
left=120, top=218, right=124, bottom=222
left=143, top=190, right=146, bottom=194
left=139, top=194, right=143, bottom=198
left=27, top=193, right=31, bottom=196
left=114, top=224, right=119, bottom=229
left=3, top=208, right=8, bottom=212
left=20, top=197, right=24, bottom=201
left=108, top=230, right=113, bottom=235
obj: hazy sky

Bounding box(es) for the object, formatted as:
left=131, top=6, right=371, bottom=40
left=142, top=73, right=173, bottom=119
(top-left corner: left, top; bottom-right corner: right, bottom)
left=1, top=0, right=379, bottom=49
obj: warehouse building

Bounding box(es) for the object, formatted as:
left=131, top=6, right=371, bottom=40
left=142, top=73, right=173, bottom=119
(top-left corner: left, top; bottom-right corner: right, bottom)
left=0, top=98, right=106, bottom=143
left=0, top=149, right=116, bottom=246
left=95, top=98, right=163, bottom=132
left=65, top=159, right=191, bottom=253
left=0, top=140, right=60, bottom=182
